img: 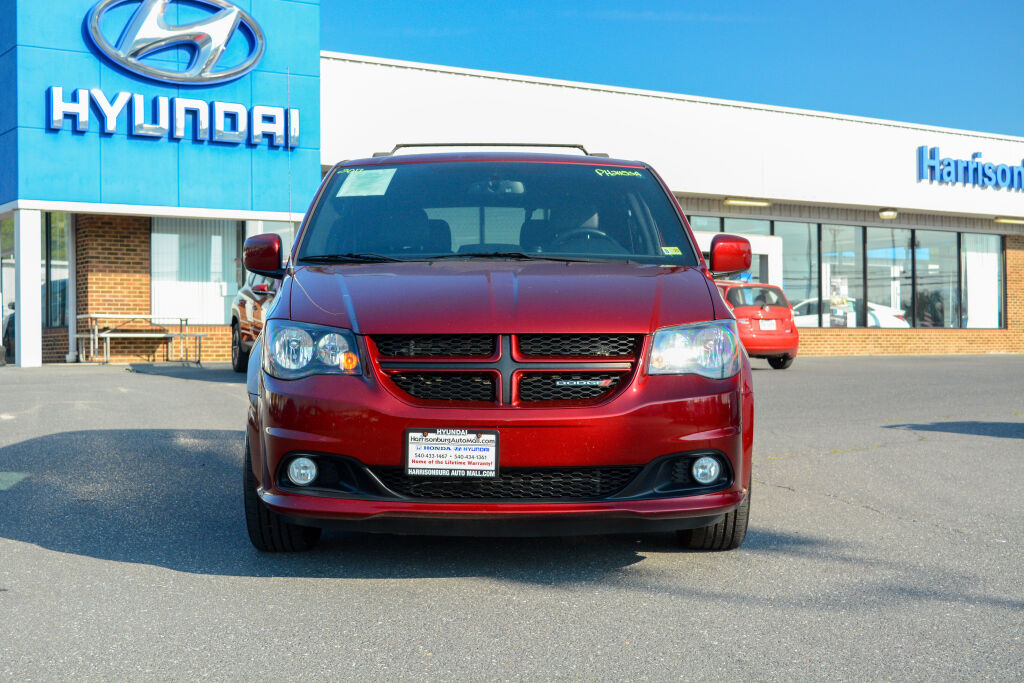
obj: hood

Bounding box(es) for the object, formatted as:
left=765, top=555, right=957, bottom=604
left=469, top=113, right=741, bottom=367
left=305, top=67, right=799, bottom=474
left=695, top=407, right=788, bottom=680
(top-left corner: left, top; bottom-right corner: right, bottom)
left=287, top=261, right=715, bottom=334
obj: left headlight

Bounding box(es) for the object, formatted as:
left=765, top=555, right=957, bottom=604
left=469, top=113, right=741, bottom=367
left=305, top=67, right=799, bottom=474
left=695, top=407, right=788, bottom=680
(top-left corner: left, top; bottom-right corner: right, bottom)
left=262, top=319, right=361, bottom=380
left=648, top=320, right=740, bottom=379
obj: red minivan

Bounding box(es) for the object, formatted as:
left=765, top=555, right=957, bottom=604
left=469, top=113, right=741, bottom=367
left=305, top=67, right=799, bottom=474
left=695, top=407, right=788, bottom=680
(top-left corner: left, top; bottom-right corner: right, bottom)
left=716, top=282, right=799, bottom=369
left=242, top=150, right=755, bottom=552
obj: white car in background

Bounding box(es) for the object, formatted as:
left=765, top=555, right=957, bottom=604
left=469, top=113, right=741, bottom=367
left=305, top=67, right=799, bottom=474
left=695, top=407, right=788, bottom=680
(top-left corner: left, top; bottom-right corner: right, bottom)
left=792, top=298, right=910, bottom=328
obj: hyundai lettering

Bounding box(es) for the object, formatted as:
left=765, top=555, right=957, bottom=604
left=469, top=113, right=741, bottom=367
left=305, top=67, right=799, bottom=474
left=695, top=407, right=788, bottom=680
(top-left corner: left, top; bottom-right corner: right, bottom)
left=242, top=148, right=755, bottom=552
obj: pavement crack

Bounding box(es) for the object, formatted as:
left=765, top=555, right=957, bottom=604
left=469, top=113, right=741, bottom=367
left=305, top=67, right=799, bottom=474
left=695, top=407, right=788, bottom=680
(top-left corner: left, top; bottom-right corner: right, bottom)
left=752, top=477, right=978, bottom=540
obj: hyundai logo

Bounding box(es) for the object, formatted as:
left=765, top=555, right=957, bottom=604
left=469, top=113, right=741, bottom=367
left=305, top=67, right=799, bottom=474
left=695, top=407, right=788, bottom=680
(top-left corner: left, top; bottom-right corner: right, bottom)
left=86, top=0, right=266, bottom=86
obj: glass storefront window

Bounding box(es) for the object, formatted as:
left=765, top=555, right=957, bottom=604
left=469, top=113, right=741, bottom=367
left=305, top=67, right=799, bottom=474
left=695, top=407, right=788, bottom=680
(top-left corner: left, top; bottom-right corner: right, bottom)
left=821, top=224, right=864, bottom=328
left=721, top=219, right=773, bottom=284
left=258, top=221, right=298, bottom=260
left=152, top=218, right=243, bottom=325
left=723, top=218, right=771, bottom=235
left=1, top=218, right=13, bottom=360
left=774, top=222, right=819, bottom=327
left=44, top=213, right=69, bottom=328
left=687, top=214, right=1007, bottom=332
left=914, top=230, right=958, bottom=328
left=687, top=215, right=721, bottom=232
left=961, top=233, right=1002, bottom=328
left=866, top=227, right=912, bottom=328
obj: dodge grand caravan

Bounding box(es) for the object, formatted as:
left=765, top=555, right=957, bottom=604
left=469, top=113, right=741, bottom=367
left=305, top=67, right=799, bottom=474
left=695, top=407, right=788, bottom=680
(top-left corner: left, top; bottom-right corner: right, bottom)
left=242, top=150, right=754, bottom=552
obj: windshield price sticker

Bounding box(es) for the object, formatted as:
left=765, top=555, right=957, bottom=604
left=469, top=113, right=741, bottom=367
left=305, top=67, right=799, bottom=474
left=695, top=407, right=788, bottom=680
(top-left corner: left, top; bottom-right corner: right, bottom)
left=337, top=168, right=397, bottom=197
left=406, top=429, right=499, bottom=478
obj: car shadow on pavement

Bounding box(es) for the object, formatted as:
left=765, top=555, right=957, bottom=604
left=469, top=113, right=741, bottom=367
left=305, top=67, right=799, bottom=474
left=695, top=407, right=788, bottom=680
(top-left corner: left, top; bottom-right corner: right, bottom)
left=884, top=421, right=1024, bottom=439
left=127, top=363, right=245, bottom=384
left=3, top=428, right=1022, bottom=613
left=0, top=429, right=658, bottom=582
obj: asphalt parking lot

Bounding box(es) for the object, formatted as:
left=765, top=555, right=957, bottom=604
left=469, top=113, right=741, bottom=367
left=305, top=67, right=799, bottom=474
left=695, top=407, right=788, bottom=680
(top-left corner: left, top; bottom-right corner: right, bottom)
left=0, top=356, right=1021, bottom=680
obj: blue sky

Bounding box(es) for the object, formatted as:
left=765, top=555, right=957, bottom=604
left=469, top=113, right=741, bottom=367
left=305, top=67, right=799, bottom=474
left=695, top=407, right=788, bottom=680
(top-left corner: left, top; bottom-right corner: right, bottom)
left=320, top=0, right=1024, bottom=137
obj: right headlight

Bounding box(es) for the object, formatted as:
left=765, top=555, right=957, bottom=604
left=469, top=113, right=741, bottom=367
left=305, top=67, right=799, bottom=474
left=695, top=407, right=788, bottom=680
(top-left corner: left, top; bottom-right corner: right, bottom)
left=262, top=319, right=361, bottom=380
left=648, top=320, right=740, bottom=379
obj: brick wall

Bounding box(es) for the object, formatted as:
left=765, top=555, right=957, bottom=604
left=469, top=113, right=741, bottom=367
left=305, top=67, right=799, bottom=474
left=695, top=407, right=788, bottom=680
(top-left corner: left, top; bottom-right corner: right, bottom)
left=42, top=328, right=68, bottom=363
left=76, top=214, right=152, bottom=319
left=173, top=325, right=232, bottom=363
left=75, top=214, right=159, bottom=362
left=798, top=234, right=1024, bottom=356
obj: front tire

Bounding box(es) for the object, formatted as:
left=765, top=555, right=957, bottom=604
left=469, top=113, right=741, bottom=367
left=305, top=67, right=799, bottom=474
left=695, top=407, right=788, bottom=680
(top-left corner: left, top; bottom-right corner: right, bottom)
left=231, top=322, right=249, bottom=373
left=243, top=441, right=321, bottom=552
left=677, top=486, right=750, bottom=551
left=768, top=355, right=794, bottom=370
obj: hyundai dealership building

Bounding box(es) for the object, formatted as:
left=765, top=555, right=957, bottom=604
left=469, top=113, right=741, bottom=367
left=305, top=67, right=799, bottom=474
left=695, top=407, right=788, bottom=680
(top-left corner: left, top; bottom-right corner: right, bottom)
left=2, top=0, right=1021, bottom=366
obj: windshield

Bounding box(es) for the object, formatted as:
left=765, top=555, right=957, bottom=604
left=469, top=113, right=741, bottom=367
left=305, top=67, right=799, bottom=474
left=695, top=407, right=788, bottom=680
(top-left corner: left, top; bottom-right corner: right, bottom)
left=297, top=162, right=698, bottom=265
left=723, top=286, right=790, bottom=308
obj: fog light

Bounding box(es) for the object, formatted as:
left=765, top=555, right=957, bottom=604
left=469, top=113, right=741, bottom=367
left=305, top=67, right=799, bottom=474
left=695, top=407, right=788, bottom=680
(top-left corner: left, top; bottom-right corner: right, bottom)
left=692, top=456, right=721, bottom=485
left=287, top=457, right=318, bottom=486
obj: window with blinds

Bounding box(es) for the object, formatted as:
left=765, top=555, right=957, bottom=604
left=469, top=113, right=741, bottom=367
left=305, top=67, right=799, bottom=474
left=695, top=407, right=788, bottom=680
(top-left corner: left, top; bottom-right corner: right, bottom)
left=151, top=218, right=243, bottom=325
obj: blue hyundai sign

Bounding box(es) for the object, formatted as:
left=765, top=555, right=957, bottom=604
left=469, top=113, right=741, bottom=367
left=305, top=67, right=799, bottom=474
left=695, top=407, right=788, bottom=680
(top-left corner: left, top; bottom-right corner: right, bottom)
left=1, top=0, right=320, bottom=214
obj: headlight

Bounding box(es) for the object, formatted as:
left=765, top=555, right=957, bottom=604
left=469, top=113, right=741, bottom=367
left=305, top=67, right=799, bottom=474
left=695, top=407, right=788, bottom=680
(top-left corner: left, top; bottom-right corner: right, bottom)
left=263, top=320, right=361, bottom=379
left=648, top=320, right=740, bottom=379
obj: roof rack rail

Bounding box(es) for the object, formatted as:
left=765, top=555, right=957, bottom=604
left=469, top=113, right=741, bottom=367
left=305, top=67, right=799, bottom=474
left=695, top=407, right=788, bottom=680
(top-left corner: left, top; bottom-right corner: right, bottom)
left=372, top=143, right=609, bottom=158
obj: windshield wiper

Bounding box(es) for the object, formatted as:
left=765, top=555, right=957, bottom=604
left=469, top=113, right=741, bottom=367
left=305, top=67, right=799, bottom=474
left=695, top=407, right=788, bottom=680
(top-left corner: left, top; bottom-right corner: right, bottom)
left=427, top=251, right=599, bottom=263
left=301, top=252, right=405, bottom=263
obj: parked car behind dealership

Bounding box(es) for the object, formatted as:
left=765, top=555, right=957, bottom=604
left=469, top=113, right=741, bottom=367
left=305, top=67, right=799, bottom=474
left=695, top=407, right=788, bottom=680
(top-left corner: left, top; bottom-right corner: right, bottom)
left=241, top=148, right=755, bottom=553
left=716, top=282, right=799, bottom=369
left=792, top=298, right=910, bottom=329
left=231, top=272, right=278, bottom=372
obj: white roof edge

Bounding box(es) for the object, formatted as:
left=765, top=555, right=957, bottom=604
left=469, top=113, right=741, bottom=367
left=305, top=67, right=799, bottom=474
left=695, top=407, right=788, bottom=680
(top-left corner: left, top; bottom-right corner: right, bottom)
left=320, top=50, right=1024, bottom=144
left=0, top=199, right=304, bottom=222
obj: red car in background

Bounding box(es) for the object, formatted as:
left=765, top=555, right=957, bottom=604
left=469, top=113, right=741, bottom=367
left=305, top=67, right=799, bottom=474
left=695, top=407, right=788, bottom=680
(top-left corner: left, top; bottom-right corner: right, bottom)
left=716, top=282, right=799, bottom=369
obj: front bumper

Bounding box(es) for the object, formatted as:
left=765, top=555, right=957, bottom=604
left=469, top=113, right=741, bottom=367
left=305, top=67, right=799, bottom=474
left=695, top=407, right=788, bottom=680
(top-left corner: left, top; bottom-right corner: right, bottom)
left=248, top=363, right=753, bottom=533
left=264, top=489, right=742, bottom=536
left=737, top=329, right=799, bottom=357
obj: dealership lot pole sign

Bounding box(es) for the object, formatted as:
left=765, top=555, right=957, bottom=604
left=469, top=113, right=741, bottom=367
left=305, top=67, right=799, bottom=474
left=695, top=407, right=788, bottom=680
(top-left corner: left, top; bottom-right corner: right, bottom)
left=47, top=0, right=300, bottom=148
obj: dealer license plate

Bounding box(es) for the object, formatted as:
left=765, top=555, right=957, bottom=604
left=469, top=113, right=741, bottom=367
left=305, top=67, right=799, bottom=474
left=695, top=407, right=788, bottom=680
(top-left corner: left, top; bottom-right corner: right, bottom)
left=759, top=319, right=777, bottom=331
left=405, top=429, right=499, bottom=478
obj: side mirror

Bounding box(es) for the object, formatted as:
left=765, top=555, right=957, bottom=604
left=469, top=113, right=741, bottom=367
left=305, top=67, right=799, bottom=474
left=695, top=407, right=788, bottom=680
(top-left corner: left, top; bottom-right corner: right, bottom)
left=709, top=234, right=752, bottom=277
left=251, top=283, right=270, bottom=294
left=243, top=234, right=285, bottom=279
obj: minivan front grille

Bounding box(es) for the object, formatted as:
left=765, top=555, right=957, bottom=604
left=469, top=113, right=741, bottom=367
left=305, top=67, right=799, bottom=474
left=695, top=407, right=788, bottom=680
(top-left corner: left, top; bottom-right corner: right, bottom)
left=376, top=334, right=640, bottom=406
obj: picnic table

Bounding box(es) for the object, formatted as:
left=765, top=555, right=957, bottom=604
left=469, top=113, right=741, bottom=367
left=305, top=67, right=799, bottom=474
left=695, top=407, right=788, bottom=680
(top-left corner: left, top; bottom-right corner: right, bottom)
left=77, top=314, right=206, bottom=364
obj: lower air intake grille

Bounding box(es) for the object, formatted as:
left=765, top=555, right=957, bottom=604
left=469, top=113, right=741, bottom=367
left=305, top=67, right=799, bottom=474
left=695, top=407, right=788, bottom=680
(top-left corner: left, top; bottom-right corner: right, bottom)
left=373, top=335, right=496, bottom=358
left=389, top=373, right=496, bottom=402
left=517, top=334, right=638, bottom=358
left=518, top=373, right=624, bottom=402
left=371, top=467, right=641, bottom=500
